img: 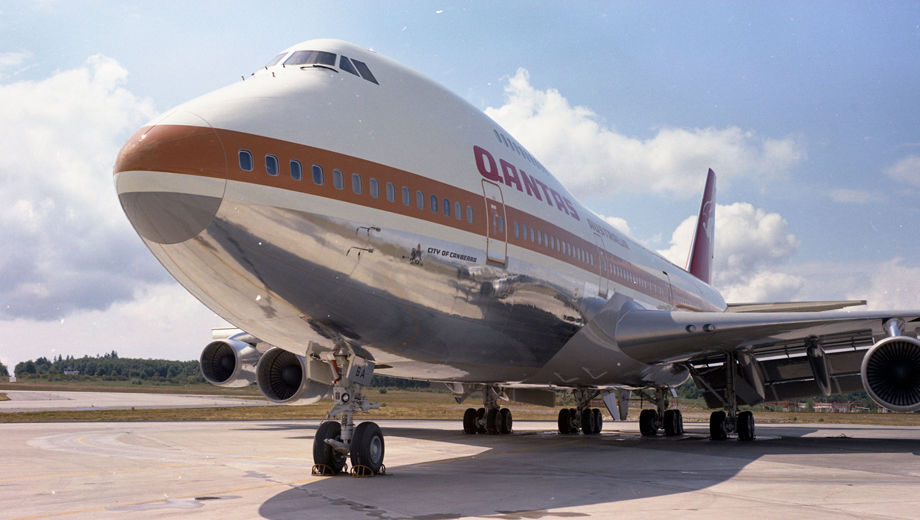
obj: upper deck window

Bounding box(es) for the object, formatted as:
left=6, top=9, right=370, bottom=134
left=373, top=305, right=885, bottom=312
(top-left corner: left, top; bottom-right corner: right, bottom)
left=416, top=190, right=425, bottom=210
left=401, top=186, right=410, bottom=206
left=284, top=50, right=337, bottom=67
left=369, top=178, right=379, bottom=199
left=429, top=195, right=438, bottom=213
left=352, top=173, right=362, bottom=194
left=266, top=53, right=287, bottom=67
left=312, top=164, right=324, bottom=185
left=386, top=182, right=395, bottom=202
left=333, top=169, right=344, bottom=190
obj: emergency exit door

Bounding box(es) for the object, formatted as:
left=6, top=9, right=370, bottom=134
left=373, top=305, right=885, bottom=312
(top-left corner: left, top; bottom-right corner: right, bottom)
left=482, top=180, right=507, bottom=265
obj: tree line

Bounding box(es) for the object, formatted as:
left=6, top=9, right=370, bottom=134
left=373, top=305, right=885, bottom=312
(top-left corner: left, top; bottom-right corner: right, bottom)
left=13, top=352, right=204, bottom=384
left=9, top=352, right=430, bottom=389
left=0, top=360, right=8, bottom=377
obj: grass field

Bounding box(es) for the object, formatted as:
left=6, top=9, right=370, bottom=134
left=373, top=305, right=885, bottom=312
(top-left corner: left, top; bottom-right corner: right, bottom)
left=1, top=384, right=919, bottom=426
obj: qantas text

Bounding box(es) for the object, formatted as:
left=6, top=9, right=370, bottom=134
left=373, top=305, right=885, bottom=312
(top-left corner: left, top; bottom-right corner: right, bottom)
left=474, top=146, right=580, bottom=221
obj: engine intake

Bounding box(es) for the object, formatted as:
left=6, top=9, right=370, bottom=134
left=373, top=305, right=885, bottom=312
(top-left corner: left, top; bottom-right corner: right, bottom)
left=860, top=336, right=920, bottom=412
left=200, top=339, right=260, bottom=387
left=256, top=348, right=333, bottom=404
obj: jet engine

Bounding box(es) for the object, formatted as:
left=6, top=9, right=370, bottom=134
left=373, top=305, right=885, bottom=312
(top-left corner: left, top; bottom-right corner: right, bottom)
left=200, top=338, right=260, bottom=387
left=860, top=335, right=920, bottom=412
left=256, top=347, right=334, bottom=404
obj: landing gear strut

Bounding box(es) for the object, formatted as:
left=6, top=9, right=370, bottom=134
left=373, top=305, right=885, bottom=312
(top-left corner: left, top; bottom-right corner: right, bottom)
left=637, top=387, right=684, bottom=437
left=312, top=350, right=386, bottom=476
left=557, top=388, right=603, bottom=435
left=462, top=386, right=512, bottom=435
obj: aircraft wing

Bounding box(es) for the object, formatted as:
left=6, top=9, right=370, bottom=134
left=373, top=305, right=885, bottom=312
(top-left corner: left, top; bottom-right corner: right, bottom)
left=606, top=306, right=920, bottom=408
left=725, top=300, right=866, bottom=313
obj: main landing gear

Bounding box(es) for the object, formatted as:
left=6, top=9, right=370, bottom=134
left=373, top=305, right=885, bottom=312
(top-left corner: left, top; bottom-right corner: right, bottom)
left=691, top=351, right=756, bottom=442
left=462, top=386, right=513, bottom=434
left=637, top=387, right=684, bottom=437
left=557, top=389, right=604, bottom=435
left=312, top=350, right=386, bottom=476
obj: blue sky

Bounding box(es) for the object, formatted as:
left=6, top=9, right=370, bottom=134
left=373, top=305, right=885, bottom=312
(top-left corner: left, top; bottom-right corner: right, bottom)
left=1, top=1, right=919, bottom=369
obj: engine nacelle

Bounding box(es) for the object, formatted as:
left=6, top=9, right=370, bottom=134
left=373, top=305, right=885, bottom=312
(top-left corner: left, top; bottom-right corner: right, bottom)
left=256, top=347, right=334, bottom=404
left=200, top=339, right=260, bottom=387
left=860, top=336, right=920, bottom=412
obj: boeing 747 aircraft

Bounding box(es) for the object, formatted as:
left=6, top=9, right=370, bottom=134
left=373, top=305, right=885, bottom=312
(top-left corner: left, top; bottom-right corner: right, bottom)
left=114, top=39, right=920, bottom=476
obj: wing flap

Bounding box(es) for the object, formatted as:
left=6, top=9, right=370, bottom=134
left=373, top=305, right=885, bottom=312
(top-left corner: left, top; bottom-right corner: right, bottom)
left=725, top=300, right=866, bottom=313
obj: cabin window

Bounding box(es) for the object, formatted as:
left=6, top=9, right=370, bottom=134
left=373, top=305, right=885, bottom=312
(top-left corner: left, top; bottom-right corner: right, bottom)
left=369, top=178, right=379, bottom=198
left=265, top=155, right=279, bottom=176
left=402, top=186, right=411, bottom=206
left=513, top=221, right=520, bottom=238
left=443, top=198, right=450, bottom=217
left=416, top=190, right=425, bottom=210
left=530, top=228, right=535, bottom=242
left=454, top=202, right=462, bottom=220
left=352, top=173, right=362, bottom=194
left=466, top=205, right=474, bottom=223
left=290, top=160, right=302, bottom=181
left=429, top=195, right=438, bottom=213
left=333, top=169, right=344, bottom=190
left=386, top=182, right=395, bottom=202
left=313, top=164, right=325, bottom=185
left=238, top=150, right=253, bottom=171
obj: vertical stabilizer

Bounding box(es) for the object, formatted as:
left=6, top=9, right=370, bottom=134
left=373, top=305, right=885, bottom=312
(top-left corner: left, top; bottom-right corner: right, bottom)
left=686, top=169, right=716, bottom=284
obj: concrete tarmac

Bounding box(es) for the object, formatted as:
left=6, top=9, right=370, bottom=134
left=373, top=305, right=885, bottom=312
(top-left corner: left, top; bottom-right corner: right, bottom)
left=2, top=416, right=919, bottom=520
left=0, top=390, right=272, bottom=412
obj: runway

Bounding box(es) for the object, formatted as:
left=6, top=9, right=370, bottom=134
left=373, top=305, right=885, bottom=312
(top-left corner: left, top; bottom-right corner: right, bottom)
left=0, top=390, right=272, bottom=412
left=1, top=417, right=919, bottom=519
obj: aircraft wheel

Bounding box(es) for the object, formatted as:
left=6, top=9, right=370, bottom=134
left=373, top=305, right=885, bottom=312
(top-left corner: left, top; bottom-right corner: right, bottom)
left=710, top=410, right=728, bottom=441
left=499, top=408, right=513, bottom=434
left=639, top=409, right=658, bottom=437
left=313, top=421, right=346, bottom=474
left=476, top=408, right=487, bottom=434
left=737, top=411, right=755, bottom=441
left=593, top=408, right=603, bottom=434
left=558, top=408, right=572, bottom=434
left=462, top=407, right=478, bottom=434
left=663, top=409, right=683, bottom=436
left=581, top=409, right=597, bottom=434
left=568, top=408, right=579, bottom=433
left=350, top=422, right=385, bottom=474
left=486, top=408, right=500, bottom=434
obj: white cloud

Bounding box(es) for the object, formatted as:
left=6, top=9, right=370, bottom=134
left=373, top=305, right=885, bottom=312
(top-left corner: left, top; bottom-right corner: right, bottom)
left=885, top=155, right=920, bottom=187
left=0, top=54, right=159, bottom=320
left=657, top=202, right=802, bottom=302
left=852, top=258, right=920, bottom=311
left=600, top=215, right=632, bottom=237
left=0, top=283, right=230, bottom=375
left=828, top=188, right=883, bottom=204
left=484, top=69, right=805, bottom=198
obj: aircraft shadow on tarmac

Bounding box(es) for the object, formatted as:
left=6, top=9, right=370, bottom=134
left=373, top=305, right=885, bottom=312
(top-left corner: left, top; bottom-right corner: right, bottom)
left=254, top=421, right=920, bottom=519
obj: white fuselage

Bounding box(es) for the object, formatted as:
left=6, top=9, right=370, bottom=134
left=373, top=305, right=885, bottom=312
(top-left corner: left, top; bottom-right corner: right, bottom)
left=114, top=39, right=724, bottom=388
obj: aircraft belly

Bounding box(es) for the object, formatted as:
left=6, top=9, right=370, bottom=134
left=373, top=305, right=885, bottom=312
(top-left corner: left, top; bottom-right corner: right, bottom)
left=143, top=197, right=583, bottom=382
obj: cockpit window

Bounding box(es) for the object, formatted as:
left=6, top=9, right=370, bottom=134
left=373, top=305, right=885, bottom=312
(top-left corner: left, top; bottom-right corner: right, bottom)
left=351, top=59, right=379, bottom=85
left=339, top=56, right=359, bottom=76
left=266, top=53, right=287, bottom=67
left=284, top=50, right=337, bottom=67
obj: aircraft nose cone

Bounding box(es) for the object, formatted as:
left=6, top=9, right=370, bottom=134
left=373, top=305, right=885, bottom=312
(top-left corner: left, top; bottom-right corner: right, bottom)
left=113, top=112, right=228, bottom=244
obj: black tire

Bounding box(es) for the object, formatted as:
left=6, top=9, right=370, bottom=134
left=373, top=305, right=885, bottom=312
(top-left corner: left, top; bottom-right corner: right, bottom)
left=592, top=408, right=603, bottom=434
left=639, top=409, right=658, bottom=437
left=350, top=421, right=385, bottom=474
left=710, top=410, right=728, bottom=441
left=737, top=410, right=755, bottom=441
left=558, top=408, right=572, bottom=434
left=581, top=409, right=596, bottom=434
left=568, top=408, right=579, bottom=433
left=462, top=407, right=478, bottom=434
left=313, top=421, right=346, bottom=474
left=664, top=409, right=682, bottom=436
left=486, top=408, right=499, bottom=434
left=499, top=408, right=513, bottom=434
left=476, top=407, right=487, bottom=434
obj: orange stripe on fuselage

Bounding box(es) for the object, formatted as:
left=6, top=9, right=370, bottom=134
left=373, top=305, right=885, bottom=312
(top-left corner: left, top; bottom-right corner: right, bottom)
left=115, top=124, right=714, bottom=312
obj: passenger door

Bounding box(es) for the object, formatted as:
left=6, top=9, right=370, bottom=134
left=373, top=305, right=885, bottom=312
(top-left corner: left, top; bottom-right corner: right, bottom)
left=481, top=180, right=507, bottom=265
